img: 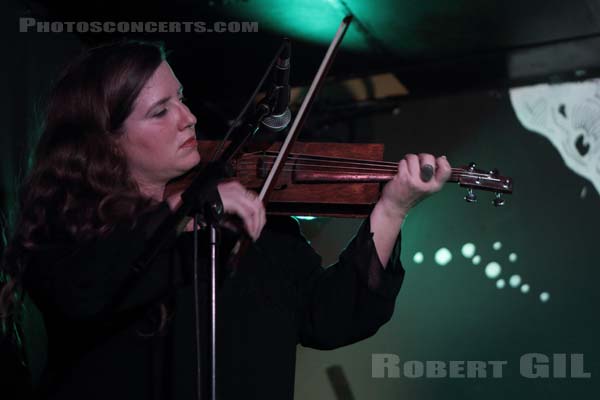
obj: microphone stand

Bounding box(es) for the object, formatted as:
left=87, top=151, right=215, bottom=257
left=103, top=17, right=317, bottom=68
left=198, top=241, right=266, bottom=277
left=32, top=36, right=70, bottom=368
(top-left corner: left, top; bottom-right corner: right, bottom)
left=133, top=40, right=289, bottom=400
left=200, top=15, right=350, bottom=398
left=198, top=101, right=270, bottom=400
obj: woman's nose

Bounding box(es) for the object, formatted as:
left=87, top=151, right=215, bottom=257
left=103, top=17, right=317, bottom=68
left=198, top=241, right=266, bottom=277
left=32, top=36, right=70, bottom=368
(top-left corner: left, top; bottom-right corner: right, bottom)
left=178, top=104, right=197, bottom=131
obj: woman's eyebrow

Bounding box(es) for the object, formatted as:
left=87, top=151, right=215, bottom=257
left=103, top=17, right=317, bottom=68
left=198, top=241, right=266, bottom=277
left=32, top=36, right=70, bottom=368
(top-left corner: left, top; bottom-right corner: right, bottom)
left=145, top=86, right=183, bottom=116
left=147, top=97, right=170, bottom=114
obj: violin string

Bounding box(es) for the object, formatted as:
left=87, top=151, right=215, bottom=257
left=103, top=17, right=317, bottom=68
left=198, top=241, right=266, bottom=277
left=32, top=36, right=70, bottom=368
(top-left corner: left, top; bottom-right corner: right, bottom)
left=239, top=151, right=399, bottom=167
left=237, top=153, right=501, bottom=178
left=236, top=161, right=498, bottom=179
left=237, top=161, right=397, bottom=172
left=237, top=168, right=393, bottom=176
left=255, top=152, right=498, bottom=175
left=238, top=160, right=396, bottom=171
left=235, top=166, right=504, bottom=182
left=236, top=167, right=501, bottom=181
left=246, top=152, right=401, bottom=168
left=239, top=156, right=407, bottom=171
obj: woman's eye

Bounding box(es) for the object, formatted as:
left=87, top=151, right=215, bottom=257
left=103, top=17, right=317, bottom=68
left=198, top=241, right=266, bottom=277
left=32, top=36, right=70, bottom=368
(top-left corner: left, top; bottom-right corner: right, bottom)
left=154, top=109, right=167, bottom=118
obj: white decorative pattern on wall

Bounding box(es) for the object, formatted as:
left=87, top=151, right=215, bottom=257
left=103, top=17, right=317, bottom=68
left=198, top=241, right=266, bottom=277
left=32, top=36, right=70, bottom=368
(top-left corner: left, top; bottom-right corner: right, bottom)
left=510, top=79, right=600, bottom=195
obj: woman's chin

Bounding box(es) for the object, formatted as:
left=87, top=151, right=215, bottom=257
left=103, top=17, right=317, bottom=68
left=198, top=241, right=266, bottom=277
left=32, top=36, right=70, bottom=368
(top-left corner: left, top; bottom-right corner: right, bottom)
left=176, top=153, right=201, bottom=175
left=181, top=150, right=201, bottom=168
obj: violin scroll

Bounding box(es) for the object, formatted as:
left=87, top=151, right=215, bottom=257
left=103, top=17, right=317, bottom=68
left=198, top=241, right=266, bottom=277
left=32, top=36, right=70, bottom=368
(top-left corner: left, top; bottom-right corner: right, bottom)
left=456, top=162, right=513, bottom=206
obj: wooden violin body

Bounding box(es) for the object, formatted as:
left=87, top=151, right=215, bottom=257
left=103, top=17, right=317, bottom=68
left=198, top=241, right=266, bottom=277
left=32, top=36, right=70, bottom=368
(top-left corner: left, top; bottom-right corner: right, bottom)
left=212, top=140, right=383, bottom=217
left=166, top=140, right=514, bottom=218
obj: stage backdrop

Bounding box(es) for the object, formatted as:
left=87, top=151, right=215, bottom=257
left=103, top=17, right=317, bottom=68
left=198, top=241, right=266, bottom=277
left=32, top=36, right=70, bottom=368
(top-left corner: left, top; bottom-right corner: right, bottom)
left=294, top=80, right=599, bottom=399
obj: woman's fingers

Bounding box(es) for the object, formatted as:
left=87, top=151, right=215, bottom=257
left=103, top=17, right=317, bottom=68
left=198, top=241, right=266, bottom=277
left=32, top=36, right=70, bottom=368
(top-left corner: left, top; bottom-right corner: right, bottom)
left=403, top=153, right=451, bottom=188
left=404, top=153, right=420, bottom=179
left=418, top=153, right=436, bottom=183
left=380, top=152, right=452, bottom=217
left=237, top=199, right=259, bottom=240
left=217, top=181, right=266, bottom=240
left=244, top=190, right=266, bottom=240
left=435, top=155, right=452, bottom=185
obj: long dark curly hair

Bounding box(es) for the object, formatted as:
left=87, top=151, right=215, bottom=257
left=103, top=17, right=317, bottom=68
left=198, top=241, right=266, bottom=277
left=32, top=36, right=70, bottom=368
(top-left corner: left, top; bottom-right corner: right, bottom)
left=0, top=40, right=167, bottom=336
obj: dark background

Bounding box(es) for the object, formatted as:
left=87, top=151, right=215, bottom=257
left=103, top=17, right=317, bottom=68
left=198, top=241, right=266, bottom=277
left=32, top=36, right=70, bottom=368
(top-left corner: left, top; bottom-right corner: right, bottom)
left=1, top=0, right=599, bottom=398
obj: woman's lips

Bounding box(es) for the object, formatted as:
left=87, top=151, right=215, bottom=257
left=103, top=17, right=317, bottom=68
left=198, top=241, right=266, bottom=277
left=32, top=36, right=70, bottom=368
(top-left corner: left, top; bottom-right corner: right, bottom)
left=180, top=137, right=197, bottom=148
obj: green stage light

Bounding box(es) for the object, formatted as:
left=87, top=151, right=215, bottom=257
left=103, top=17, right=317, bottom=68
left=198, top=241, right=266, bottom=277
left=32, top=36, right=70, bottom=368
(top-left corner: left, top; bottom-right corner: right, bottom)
left=294, top=216, right=317, bottom=221
left=221, top=0, right=368, bottom=51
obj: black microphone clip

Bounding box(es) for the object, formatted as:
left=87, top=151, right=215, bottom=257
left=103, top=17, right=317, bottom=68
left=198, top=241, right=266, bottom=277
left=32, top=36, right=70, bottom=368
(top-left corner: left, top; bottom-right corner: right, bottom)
left=180, top=161, right=232, bottom=224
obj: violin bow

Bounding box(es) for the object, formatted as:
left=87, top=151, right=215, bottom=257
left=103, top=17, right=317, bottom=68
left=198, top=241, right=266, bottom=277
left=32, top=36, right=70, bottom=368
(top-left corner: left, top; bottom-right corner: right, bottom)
left=257, top=15, right=353, bottom=204
left=225, top=16, right=353, bottom=270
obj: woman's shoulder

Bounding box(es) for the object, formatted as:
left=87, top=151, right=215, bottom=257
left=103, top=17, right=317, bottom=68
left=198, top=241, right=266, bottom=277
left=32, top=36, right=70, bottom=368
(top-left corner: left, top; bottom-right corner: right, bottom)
left=23, top=202, right=174, bottom=281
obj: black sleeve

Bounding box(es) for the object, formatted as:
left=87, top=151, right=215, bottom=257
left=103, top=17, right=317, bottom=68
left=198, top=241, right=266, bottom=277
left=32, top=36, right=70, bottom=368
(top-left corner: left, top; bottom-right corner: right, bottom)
left=296, top=216, right=405, bottom=350
left=24, top=203, right=182, bottom=322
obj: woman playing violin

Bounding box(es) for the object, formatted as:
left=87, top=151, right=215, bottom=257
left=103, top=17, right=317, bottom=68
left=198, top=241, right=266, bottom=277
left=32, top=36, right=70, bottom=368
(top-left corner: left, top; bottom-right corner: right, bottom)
left=0, top=41, right=451, bottom=400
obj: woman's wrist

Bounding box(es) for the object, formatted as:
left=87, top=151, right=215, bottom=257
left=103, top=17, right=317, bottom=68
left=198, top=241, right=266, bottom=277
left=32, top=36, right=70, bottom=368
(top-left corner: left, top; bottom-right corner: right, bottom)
left=376, top=197, right=409, bottom=224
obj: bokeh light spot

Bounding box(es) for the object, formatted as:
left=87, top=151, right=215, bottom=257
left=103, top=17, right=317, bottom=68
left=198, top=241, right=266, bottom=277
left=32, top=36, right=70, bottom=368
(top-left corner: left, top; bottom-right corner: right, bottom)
left=520, top=284, right=530, bottom=293
left=509, top=253, right=518, bottom=262
left=540, top=292, right=550, bottom=303
left=413, top=252, right=424, bottom=264
left=461, top=243, right=476, bottom=258
left=493, top=241, right=502, bottom=250
left=509, top=275, right=522, bottom=288
left=496, top=279, right=506, bottom=289
left=434, top=248, right=452, bottom=266
left=472, top=255, right=481, bottom=265
left=485, top=262, right=502, bottom=279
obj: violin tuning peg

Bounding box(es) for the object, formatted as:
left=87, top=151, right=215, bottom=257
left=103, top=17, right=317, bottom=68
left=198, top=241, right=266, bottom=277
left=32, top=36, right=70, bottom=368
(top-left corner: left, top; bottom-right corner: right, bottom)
left=489, top=168, right=499, bottom=176
left=465, top=188, right=477, bottom=203
left=468, top=162, right=476, bottom=172
left=492, top=192, right=505, bottom=207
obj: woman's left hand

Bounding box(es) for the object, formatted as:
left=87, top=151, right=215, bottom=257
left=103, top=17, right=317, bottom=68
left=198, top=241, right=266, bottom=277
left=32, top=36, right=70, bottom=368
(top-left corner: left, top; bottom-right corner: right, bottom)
left=369, top=153, right=451, bottom=267
left=378, top=153, right=452, bottom=221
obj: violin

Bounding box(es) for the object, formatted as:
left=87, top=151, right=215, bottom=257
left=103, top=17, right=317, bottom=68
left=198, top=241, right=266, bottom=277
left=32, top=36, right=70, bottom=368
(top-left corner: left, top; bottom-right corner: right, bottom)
left=165, top=140, right=514, bottom=218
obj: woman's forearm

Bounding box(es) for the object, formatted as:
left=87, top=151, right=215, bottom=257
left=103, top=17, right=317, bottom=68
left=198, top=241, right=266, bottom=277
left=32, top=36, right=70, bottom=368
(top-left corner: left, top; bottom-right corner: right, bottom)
left=369, top=199, right=407, bottom=268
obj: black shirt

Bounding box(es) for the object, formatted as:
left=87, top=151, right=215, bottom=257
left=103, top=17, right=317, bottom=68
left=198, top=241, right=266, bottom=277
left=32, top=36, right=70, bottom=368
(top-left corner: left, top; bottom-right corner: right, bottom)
left=24, top=203, right=404, bottom=400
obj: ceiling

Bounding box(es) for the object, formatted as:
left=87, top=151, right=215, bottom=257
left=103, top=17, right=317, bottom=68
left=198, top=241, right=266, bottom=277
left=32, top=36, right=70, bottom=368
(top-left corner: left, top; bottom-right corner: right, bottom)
left=21, top=0, right=600, bottom=131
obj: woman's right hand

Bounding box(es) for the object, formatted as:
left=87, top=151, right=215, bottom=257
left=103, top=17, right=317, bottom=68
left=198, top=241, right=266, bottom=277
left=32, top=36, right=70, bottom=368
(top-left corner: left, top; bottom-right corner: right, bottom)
left=165, top=180, right=266, bottom=240
left=165, top=181, right=267, bottom=240
left=216, top=180, right=266, bottom=241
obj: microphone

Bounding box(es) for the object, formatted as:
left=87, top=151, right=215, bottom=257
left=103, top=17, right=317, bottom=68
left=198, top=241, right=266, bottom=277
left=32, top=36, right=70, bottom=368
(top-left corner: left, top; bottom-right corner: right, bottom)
left=261, top=39, right=292, bottom=132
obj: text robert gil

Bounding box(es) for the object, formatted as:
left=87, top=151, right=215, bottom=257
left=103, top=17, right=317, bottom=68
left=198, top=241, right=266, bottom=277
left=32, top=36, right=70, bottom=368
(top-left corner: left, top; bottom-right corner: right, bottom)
left=372, top=353, right=591, bottom=379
